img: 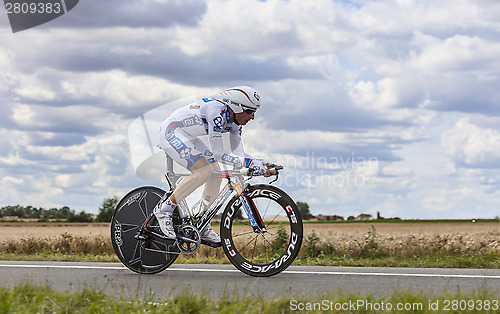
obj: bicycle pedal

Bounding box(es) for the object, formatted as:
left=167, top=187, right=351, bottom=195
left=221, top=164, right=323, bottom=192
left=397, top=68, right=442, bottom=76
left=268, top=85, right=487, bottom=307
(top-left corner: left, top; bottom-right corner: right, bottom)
left=201, top=239, right=222, bottom=248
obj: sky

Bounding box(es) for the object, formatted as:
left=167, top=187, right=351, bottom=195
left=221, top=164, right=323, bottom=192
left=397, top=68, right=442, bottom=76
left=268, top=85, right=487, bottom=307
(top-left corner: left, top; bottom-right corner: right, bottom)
left=1, top=0, right=500, bottom=219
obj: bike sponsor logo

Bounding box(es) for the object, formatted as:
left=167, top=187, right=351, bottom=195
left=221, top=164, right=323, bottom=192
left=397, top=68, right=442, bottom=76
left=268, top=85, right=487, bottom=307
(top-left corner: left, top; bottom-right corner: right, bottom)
left=221, top=154, right=242, bottom=166
left=223, top=197, right=241, bottom=229
left=179, top=148, right=192, bottom=160
left=170, top=138, right=184, bottom=150
left=224, top=238, right=236, bottom=257
left=286, top=205, right=298, bottom=224
left=213, top=116, right=223, bottom=132
left=248, top=189, right=281, bottom=201
left=223, top=189, right=282, bottom=230
left=182, top=115, right=202, bottom=127
left=240, top=232, right=298, bottom=273
left=165, top=132, right=175, bottom=141
left=114, top=223, right=123, bottom=246
left=123, top=191, right=143, bottom=207
left=221, top=154, right=233, bottom=163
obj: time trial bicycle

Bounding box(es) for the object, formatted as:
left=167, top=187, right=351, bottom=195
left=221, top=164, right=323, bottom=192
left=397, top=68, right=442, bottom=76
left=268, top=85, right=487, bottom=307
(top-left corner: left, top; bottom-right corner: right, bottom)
left=111, top=155, right=303, bottom=277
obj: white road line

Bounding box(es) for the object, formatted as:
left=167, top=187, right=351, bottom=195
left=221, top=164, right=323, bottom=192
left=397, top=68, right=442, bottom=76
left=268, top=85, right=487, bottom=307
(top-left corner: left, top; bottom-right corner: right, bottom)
left=1, top=264, right=499, bottom=279
left=0, top=264, right=127, bottom=270
left=283, top=270, right=500, bottom=279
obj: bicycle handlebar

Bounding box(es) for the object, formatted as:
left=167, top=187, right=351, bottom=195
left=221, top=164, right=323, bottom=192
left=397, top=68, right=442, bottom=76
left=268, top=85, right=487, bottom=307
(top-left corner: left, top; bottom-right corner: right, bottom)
left=213, top=165, right=283, bottom=178
left=241, top=165, right=283, bottom=177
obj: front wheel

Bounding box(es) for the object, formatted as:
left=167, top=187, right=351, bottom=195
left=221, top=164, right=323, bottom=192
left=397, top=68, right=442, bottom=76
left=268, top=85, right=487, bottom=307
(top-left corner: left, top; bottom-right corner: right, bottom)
left=220, top=184, right=303, bottom=277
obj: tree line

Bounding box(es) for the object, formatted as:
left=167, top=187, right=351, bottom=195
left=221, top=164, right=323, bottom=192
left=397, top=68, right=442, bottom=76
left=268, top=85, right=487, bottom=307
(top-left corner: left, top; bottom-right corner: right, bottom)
left=0, top=196, right=118, bottom=222
left=1, top=198, right=315, bottom=223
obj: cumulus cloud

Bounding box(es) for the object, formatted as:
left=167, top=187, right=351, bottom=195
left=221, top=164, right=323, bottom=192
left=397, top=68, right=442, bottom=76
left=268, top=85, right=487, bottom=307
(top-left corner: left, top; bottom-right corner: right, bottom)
left=442, top=118, right=500, bottom=168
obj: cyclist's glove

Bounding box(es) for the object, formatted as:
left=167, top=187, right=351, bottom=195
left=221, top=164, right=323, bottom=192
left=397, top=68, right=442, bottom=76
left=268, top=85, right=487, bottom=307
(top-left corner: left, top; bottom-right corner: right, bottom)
left=248, top=159, right=266, bottom=176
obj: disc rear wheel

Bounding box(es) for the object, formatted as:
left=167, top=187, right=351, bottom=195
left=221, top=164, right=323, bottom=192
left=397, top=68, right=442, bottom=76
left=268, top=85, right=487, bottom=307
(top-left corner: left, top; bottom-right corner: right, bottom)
left=111, top=186, right=179, bottom=274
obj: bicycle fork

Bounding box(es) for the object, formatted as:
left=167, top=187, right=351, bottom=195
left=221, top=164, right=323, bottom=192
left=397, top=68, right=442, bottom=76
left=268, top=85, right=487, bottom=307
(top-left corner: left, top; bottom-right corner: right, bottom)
left=231, top=182, right=267, bottom=233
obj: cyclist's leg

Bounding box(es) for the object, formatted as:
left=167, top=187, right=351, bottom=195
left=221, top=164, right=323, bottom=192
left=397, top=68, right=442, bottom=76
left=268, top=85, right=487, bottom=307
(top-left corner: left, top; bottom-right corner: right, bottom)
left=170, top=157, right=212, bottom=204
left=158, top=124, right=214, bottom=205
left=188, top=137, right=223, bottom=204
left=202, top=161, right=222, bottom=204
left=200, top=161, right=223, bottom=242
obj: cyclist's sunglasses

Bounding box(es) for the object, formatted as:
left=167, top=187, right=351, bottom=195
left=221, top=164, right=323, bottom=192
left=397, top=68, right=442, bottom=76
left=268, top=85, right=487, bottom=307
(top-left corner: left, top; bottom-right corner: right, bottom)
left=242, top=107, right=256, bottom=114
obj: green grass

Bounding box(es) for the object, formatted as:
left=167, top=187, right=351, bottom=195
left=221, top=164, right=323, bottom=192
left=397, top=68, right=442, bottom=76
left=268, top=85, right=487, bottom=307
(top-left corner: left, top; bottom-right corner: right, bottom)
left=1, top=282, right=499, bottom=313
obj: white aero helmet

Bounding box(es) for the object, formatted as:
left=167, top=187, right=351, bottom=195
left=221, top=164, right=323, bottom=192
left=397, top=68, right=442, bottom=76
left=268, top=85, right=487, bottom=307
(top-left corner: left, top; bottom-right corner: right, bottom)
left=213, top=86, right=261, bottom=114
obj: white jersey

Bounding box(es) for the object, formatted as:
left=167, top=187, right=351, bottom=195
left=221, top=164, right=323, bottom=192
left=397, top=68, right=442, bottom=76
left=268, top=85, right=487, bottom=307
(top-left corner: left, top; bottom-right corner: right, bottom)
left=158, top=98, right=252, bottom=170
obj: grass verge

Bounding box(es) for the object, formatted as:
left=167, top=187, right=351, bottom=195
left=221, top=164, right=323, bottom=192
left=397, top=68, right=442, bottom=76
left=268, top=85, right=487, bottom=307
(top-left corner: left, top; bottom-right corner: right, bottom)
left=294, top=252, right=500, bottom=268
left=1, top=282, right=499, bottom=313
left=1, top=251, right=499, bottom=269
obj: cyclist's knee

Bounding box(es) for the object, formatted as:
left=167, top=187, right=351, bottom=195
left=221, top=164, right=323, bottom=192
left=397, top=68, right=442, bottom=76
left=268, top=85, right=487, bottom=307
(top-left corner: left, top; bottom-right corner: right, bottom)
left=191, top=160, right=213, bottom=182
left=210, top=161, right=221, bottom=171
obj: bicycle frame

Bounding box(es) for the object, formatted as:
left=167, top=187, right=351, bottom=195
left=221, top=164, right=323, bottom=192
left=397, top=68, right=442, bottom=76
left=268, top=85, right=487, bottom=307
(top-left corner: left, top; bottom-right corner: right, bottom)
left=140, top=154, right=268, bottom=250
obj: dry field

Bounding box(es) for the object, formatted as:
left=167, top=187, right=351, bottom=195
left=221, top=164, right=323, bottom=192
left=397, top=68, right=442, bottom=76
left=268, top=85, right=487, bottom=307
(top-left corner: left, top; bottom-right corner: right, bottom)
left=1, top=221, right=499, bottom=240
left=301, top=222, right=500, bottom=258
left=0, top=221, right=499, bottom=259
left=0, top=222, right=110, bottom=241
left=231, top=222, right=500, bottom=259
left=304, top=221, right=500, bottom=236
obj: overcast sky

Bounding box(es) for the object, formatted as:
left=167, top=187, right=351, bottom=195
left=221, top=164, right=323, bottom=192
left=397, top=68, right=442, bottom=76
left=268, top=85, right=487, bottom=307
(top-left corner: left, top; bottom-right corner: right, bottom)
left=1, top=0, right=500, bottom=219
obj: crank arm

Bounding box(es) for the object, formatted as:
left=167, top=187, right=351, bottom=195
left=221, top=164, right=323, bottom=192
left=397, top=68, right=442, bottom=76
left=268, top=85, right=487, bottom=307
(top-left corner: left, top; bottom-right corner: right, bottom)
left=137, top=231, right=196, bottom=244
left=176, top=235, right=199, bottom=243
left=143, top=246, right=184, bottom=255
left=142, top=230, right=171, bottom=240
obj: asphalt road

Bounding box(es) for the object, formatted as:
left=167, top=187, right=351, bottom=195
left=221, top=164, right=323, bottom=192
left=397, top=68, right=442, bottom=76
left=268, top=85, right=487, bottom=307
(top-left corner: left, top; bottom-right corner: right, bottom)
left=0, top=261, right=499, bottom=300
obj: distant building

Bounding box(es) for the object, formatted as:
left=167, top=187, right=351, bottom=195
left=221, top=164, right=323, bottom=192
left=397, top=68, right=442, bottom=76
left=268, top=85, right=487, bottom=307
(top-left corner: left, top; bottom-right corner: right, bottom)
left=355, top=214, right=373, bottom=220
left=2, top=216, right=20, bottom=220
left=315, top=214, right=344, bottom=221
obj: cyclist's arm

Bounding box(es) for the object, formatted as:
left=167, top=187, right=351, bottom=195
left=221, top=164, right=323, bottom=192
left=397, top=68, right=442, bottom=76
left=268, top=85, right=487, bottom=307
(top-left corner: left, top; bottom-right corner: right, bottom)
left=206, top=107, right=248, bottom=167
left=230, top=126, right=253, bottom=167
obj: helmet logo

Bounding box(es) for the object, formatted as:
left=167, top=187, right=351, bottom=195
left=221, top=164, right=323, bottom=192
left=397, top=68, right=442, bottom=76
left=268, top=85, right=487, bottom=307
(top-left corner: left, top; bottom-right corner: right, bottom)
left=253, top=92, right=260, bottom=101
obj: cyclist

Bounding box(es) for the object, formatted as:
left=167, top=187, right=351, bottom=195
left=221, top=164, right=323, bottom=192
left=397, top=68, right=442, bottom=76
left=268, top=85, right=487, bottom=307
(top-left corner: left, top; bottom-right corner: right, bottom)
left=155, top=86, right=277, bottom=244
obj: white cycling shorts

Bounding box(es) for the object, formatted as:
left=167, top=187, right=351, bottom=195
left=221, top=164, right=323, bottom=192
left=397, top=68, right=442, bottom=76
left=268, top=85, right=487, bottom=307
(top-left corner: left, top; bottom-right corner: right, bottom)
left=158, top=120, right=215, bottom=171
